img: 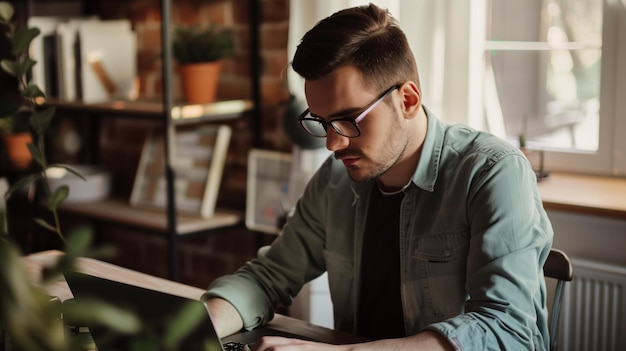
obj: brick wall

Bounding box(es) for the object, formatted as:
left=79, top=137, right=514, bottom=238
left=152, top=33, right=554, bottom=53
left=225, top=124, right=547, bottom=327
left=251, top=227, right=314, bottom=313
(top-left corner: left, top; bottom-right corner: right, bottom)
left=60, top=0, right=295, bottom=288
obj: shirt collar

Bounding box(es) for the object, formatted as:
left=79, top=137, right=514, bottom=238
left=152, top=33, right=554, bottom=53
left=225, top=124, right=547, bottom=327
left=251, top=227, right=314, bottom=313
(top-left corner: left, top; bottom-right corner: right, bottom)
left=411, top=106, right=444, bottom=192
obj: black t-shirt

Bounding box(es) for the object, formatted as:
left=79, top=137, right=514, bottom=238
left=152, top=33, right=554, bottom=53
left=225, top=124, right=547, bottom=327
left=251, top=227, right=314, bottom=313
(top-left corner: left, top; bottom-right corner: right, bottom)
left=357, top=185, right=406, bottom=339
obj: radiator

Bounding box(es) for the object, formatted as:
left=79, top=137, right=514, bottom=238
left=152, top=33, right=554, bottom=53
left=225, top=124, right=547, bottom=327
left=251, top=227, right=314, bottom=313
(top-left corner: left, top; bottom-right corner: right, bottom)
left=559, top=257, right=626, bottom=351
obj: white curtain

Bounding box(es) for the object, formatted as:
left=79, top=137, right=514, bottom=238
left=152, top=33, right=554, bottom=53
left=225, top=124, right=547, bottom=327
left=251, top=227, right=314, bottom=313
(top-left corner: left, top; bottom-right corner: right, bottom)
left=287, top=0, right=476, bottom=126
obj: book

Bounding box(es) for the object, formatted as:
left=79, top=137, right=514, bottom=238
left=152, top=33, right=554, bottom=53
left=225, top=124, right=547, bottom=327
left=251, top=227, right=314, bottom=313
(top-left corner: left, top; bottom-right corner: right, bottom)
left=27, top=17, right=136, bottom=103
left=28, top=16, right=67, bottom=96
left=130, top=125, right=232, bottom=218
left=55, top=17, right=98, bottom=101
left=76, top=19, right=137, bottom=103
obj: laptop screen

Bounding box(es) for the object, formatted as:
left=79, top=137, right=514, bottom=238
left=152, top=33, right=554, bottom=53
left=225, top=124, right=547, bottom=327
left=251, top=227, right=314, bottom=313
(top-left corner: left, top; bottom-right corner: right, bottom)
left=64, top=271, right=225, bottom=351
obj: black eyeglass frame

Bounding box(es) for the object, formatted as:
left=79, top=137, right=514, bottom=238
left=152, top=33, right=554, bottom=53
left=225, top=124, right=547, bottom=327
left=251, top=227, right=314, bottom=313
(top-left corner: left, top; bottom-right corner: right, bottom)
left=297, top=84, right=401, bottom=138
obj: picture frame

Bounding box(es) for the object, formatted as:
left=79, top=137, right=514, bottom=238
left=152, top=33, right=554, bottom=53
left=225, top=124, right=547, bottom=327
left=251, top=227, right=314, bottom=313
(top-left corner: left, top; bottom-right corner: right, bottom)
left=131, top=124, right=231, bottom=218
left=245, top=149, right=293, bottom=234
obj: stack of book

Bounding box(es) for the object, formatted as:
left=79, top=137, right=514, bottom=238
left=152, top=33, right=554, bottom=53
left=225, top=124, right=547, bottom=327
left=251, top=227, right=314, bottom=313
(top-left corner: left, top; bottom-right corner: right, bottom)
left=28, top=16, right=137, bottom=103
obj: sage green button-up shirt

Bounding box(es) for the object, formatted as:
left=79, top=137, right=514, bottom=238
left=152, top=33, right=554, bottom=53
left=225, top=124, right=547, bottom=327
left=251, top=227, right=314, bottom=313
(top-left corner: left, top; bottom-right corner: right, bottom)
left=204, top=108, right=553, bottom=350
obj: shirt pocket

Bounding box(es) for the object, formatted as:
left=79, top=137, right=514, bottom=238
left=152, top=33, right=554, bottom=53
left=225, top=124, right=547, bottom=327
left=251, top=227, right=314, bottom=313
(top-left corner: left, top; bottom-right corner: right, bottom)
left=411, top=233, right=469, bottom=317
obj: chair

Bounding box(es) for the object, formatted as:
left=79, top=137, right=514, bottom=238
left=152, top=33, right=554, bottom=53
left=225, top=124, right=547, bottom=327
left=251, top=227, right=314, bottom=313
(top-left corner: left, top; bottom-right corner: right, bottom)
left=543, top=248, right=574, bottom=351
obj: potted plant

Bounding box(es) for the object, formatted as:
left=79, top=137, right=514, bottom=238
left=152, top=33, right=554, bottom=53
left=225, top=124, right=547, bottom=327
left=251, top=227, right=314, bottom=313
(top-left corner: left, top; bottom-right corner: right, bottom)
left=0, top=1, right=55, bottom=171
left=172, top=24, right=234, bottom=104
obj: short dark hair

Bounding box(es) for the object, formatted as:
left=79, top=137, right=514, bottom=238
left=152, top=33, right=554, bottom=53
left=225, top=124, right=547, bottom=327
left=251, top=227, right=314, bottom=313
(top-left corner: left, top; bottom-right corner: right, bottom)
left=291, top=3, right=420, bottom=93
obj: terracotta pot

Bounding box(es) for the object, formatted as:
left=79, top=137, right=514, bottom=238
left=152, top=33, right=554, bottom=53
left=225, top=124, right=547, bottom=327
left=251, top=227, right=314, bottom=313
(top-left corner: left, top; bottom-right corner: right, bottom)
left=179, top=61, right=221, bottom=104
left=2, top=132, right=33, bottom=171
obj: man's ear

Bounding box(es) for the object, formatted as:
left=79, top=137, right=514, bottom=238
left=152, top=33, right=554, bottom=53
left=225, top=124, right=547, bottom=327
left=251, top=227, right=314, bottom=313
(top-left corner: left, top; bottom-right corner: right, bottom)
left=399, top=81, right=421, bottom=119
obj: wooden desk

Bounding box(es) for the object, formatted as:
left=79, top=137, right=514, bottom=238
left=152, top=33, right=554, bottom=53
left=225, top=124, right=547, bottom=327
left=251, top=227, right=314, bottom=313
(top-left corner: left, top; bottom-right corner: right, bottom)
left=23, top=250, right=364, bottom=346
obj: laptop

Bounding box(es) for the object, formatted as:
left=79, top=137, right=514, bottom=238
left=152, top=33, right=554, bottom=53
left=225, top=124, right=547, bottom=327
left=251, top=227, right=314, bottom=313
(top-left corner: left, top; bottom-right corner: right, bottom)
left=64, top=272, right=260, bottom=351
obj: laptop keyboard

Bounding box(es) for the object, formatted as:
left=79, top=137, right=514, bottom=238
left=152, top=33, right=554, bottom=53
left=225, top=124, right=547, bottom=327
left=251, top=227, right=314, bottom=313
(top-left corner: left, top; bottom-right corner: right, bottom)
left=223, top=341, right=251, bottom=351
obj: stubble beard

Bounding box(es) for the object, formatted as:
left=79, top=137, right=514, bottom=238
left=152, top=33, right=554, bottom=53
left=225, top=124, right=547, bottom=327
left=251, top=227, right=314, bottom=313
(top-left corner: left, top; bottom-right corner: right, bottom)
left=340, top=119, right=409, bottom=184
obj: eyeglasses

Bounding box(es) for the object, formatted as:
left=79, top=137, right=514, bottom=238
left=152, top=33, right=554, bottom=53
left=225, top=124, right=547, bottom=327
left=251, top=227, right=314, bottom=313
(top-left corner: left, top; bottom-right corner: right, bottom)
left=298, top=84, right=400, bottom=138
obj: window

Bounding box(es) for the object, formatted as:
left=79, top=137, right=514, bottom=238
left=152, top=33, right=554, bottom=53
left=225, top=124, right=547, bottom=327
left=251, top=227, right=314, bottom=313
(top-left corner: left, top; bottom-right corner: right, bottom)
left=484, top=0, right=602, bottom=152
left=397, top=0, right=625, bottom=176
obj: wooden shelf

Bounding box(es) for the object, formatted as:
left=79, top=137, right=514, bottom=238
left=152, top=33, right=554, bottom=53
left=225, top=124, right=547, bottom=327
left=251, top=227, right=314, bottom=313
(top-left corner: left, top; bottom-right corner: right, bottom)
left=43, top=99, right=253, bottom=125
left=58, top=198, right=243, bottom=235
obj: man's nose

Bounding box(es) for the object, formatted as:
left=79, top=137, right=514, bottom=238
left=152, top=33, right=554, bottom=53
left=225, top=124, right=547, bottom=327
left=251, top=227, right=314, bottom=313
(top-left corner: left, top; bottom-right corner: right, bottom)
left=325, top=128, right=349, bottom=151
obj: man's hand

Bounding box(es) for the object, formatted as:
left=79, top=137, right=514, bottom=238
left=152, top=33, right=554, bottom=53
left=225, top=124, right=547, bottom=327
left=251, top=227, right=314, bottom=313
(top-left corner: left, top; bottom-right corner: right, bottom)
left=251, top=336, right=345, bottom=351
left=250, top=331, right=453, bottom=351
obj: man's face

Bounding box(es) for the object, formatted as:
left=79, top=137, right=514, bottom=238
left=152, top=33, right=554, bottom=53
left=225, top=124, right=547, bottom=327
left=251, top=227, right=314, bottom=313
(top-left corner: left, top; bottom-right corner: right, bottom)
left=304, top=66, right=410, bottom=182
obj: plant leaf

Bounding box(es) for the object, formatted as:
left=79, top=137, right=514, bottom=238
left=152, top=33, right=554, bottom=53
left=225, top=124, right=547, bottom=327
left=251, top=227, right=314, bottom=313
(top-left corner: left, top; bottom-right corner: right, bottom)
left=62, top=298, right=142, bottom=334
left=27, top=142, right=45, bottom=167
left=0, top=59, right=18, bottom=77
left=130, top=338, right=160, bottom=351
left=42, top=227, right=94, bottom=283
left=163, top=300, right=207, bottom=348
left=64, top=229, right=93, bottom=260
left=172, top=25, right=234, bottom=64
left=0, top=239, right=68, bottom=350
left=19, top=57, right=36, bottom=75
left=22, top=83, right=46, bottom=99
left=47, top=185, right=69, bottom=211
left=12, top=27, right=40, bottom=56
left=9, top=56, right=37, bottom=79
left=33, top=218, right=57, bottom=232
left=0, top=115, right=15, bottom=132
left=4, top=173, right=40, bottom=199
left=49, top=163, right=87, bottom=181
left=30, top=106, right=55, bottom=134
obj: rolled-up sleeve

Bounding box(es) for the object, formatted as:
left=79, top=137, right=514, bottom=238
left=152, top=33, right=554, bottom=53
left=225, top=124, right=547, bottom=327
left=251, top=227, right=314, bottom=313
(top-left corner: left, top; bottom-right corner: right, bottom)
left=202, top=159, right=333, bottom=331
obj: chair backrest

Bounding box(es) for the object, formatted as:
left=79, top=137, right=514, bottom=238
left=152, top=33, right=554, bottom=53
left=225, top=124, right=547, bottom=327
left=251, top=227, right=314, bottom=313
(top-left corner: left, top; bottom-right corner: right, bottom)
left=543, top=248, right=574, bottom=351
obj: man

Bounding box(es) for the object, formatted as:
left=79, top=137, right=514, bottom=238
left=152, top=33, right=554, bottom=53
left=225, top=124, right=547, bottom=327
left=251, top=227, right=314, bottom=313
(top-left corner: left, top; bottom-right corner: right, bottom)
left=203, top=4, right=553, bottom=350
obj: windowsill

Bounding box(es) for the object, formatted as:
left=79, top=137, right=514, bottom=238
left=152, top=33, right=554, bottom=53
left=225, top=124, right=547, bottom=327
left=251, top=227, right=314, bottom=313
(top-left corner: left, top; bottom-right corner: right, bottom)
left=538, top=172, right=626, bottom=219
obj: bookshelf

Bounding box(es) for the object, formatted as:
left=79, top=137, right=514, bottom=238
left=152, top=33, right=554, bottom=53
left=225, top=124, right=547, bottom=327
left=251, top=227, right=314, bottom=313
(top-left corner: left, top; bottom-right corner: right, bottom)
left=43, top=99, right=253, bottom=124
left=57, top=198, right=242, bottom=235
left=21, top=0, right=263, bottom=281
